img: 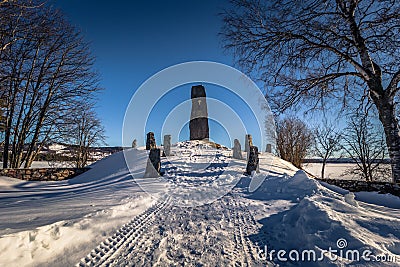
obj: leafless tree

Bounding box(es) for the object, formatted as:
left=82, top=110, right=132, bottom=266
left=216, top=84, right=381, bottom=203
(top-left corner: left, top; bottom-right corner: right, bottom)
left=0, top=1, right=101, bottom=168
left=276, top=117, right=313, bottom=168
left=64, top=103, right=106, bottom=168
left=222, top=0, right=400, bottom=182
left=0, top=1, right=38, bottom=52
left=313, top=120, right=342, bottom=179
left=342, top=105, right=389, bottom=181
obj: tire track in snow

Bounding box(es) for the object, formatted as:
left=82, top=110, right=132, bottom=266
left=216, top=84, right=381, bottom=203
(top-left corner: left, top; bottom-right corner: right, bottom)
left=221, top=193, right=264, bottom=267
left=109, top=200, right=232, bottom=266
left=76, top=193, right=266, bottom=267
left=76, top=197, right=170, bottom=267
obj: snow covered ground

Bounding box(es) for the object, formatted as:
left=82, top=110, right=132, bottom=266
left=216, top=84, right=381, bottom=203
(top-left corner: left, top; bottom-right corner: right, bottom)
left=0, top=141, right=399, bottom=266
left=0, top=161, right=76, bottom=169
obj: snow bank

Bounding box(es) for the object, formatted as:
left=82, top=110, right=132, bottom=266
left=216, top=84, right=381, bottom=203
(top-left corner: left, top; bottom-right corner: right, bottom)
left=0, top=149, right=155, bottom=266
left=319, top=181, right=400, bottom=209
left=344, top=192, right=358, bottom=207
left=0, top=195, right=154, bottom=266
left=249, top=170, right=321, bottom=202
left=247, top=170, right=400, bottom=266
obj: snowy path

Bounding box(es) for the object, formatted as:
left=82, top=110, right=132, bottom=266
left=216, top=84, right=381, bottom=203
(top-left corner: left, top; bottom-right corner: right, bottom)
left=77, top=142, right=267, bottom=266
left=76, top=192, right=267, bottom=267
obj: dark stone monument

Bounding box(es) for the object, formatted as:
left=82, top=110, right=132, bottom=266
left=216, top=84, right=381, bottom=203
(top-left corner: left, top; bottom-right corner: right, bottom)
left=144, top=148, right=161, bottom=177
left=233, top=139, right=243, bottom=159
left=189, top=85, right=209, bottom=140
left=246, top=146, right=259, bottom=175
left=162, top=134, right=171, bottom=157
left=146, top=132, right=156, bottom=150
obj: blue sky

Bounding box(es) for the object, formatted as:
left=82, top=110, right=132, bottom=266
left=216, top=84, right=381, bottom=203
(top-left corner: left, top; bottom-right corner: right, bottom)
left=54, top=1, right=273, bottom=148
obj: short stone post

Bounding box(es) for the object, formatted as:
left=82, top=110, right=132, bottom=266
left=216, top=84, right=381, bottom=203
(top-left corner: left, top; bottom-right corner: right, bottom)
left=163, top=135, right=171, bottom=157
left=232, top=139, right=243, bottom=159
left=265, top=144, right=272, bottom=153
left=132, top=139, right=137, bottom=149
left=146, top=132, right=156, bottom=150
left=246, top=146, right=259, bottom=175
left=144, top=148, right=161, bottom=177
left=245, top=134, right=253, bottom=160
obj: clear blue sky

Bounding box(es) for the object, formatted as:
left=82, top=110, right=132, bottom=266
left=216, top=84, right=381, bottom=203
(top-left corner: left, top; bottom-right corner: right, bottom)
left=53, top=1, right=272, bottom=148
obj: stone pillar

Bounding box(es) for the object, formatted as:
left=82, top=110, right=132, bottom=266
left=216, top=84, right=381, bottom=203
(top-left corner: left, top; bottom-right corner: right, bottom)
left=246, top=146, right=259, bottom=175
left=245, top=134, right=253, bottom=160
left=144, top=148, right=161, bottom=177
left=189, top=85, right=209, bottom=140
left=266, top=144, right=272, bottom=153
left=146, top=132, right=156, bottom=150
left=132, top=139, right=137, bottom=149
left=232, top=139, right=243, bottom=159
left=163, top=135, right=171, bottom=157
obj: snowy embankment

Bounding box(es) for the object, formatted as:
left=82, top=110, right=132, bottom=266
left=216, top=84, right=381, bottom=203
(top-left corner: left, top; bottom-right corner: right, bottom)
left=0, top=149, right=156, bottom=266
left=243, top=170, right=400, bottom=266
left=0, top=141, right=399, bottom=266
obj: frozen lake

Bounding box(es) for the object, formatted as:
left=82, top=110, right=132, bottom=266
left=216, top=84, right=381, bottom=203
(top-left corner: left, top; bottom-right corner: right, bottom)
left=303, top=162, right=392, bottom=182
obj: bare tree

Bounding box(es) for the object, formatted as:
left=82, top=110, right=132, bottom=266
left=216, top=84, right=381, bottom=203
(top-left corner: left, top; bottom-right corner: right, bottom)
left=0, top=1, right=40, bottom=52
left=0, top=0, right=40, bottom=166
left=313, top=120, right=342, bottom=179
left=342, top=105, right=389, bottom=181
left=65, top=104, right=106, bottom=168
left=276, top=117, right=313, bottom=168
left=222, top=0, right=400, bottom=182
left=0, top=1, right=100, bottom=168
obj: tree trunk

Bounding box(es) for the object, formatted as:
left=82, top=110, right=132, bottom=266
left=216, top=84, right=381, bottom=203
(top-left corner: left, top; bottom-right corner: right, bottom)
left=2, top=118, right=10, bottom=168
left=3, top=80, right=17, bottom=169
left=321, top=159, right=326, bottom=179
left=372, top=92, right=400, bottom=183
left=25, top=144, right=42, bottom=168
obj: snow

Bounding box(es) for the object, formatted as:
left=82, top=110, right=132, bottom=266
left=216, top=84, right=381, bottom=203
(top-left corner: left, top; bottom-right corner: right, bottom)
left=0, top=161, right=75, bottom=169
left=319, top=181, right=400, bottom=209
left=0, top=197, right=153, bottom=266
left=48, top=143, right=67, bottom=151
left=0, top=141, right=399, bottom=266
left=0, top=149, right=155, bottom=265
left=246, top=171, right=400, bottom=266
left=344, top=192, right=359, bottom=207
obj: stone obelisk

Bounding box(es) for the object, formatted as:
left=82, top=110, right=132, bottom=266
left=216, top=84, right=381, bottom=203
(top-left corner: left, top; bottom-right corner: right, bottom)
left=189, top=85, right=209, bottom=140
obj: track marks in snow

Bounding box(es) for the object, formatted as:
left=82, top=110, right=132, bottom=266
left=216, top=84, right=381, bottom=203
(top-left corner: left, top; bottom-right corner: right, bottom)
left=76, top=193, right=267, bottom=267
left=221, top=194, right=265, bottom=267
left=76, top=197, right=170, bottom=267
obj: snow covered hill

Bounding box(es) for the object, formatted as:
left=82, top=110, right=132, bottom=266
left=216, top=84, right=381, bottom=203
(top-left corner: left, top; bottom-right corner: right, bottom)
left=0, top=141, right=399, bottom=266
